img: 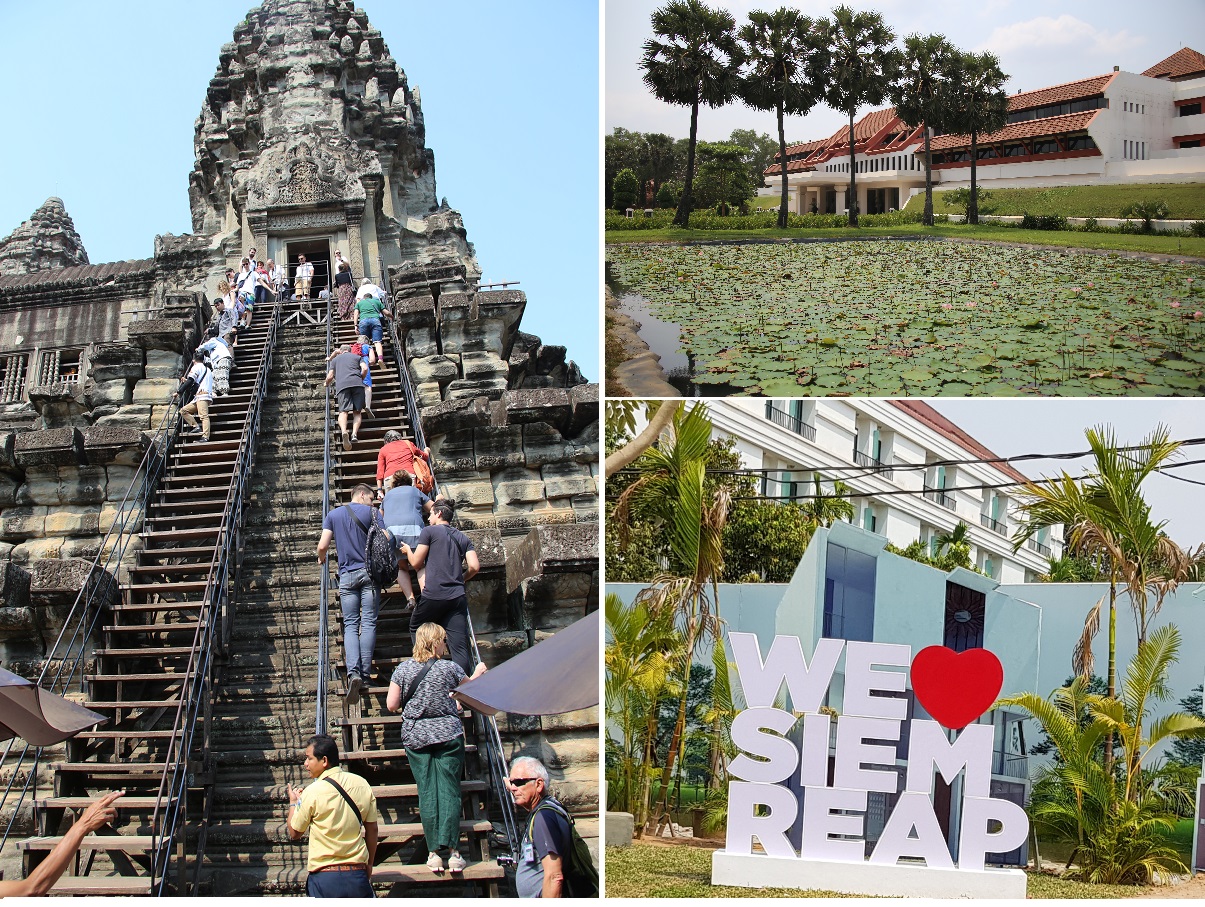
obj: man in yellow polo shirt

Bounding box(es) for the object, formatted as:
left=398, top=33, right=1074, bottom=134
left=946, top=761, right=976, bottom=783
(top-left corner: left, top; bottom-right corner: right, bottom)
left=287, top=734, right=379, bottom=897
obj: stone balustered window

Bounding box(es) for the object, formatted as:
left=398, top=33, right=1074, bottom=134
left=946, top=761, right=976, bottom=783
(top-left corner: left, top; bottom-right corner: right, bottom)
left=36, top=348, right=83, bottom=387
left=0, top=352, right=29, bottom=403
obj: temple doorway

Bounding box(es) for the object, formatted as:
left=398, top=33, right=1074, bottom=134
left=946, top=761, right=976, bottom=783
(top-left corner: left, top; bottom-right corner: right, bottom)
left=285, top=238, right=333, bottom=298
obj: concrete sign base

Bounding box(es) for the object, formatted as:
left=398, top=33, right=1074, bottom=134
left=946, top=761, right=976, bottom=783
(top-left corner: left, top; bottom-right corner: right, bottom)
left=712, top=851, right=1028, bottom=899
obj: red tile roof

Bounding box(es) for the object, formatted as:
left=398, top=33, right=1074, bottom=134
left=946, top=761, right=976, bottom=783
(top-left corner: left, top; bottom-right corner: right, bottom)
left=1143, top=47, right=1205, bottom=81
left=929, top=110, right=1099, bottom=151
left=0, top=259, right=154, bottom=291
left=890, top=401, right=1030, bottom=485
left=1007, top=74, right=1115, bottom=112
left=826, top=106, right=899, bottom=146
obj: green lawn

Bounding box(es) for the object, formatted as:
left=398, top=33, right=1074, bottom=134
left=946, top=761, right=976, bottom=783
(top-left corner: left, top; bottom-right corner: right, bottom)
left=902, top=182, right=1205, bottom=219
left=605, top=222, right=1205, bottom=256
left=604, top=842, right=1142, bottom=898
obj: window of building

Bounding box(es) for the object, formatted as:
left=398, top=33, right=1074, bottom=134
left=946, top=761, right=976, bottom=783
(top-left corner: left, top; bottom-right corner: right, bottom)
left=823, top=541, right=876, bottom=641
left=1065, top=134, right=1097, bottom=151
left=0, top=353, right=29, bottom=404
left=977, top=147, right=997, bottom=160
left=765, top=400, right=816, bottom=440
left=1003, top=143, right=1026, bottom=157
left=1181, top=139, right=1202, bottom=148
left=37, top=348, right=83, bottom=386
left=1181, top=102, right=1203, bottom=117
left=1032, top=139, right=1059, bottom=154
left=943, top=581, right=986, bottom=651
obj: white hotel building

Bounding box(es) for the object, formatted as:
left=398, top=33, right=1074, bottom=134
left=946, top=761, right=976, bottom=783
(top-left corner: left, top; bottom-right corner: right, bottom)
left=763, top=47, right=1205, bottom=216
left=703, top=399, right=1061, bottom=583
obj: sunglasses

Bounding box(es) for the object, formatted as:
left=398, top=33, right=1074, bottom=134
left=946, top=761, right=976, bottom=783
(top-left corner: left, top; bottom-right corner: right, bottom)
left=508, top=777, right=540, bottom=787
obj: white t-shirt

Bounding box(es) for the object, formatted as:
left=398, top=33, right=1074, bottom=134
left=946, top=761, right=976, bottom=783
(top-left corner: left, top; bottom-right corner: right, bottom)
left=187, top=362, right=214, bottom=402
left=356, top=282, right=384, bottom=301
left=296, top=262, right=315, bottom=279
left=238, top=269, right=257, bottom=296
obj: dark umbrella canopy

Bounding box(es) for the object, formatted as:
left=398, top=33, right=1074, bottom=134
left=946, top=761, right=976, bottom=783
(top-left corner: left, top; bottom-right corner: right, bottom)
left=0, top=667, right=106, bottom=746
left=453, top=610, right=599, bottom=716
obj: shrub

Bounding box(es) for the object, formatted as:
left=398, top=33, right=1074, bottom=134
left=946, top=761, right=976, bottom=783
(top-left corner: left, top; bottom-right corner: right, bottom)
left=1118, top=219, right=1144, bottom=234
left=1082, top=217, right=1099, bottom=232
left=1121, top=199, right=1171, bottom=233
left=1190, top=220, right=1205, bottom=238
left=860, top=210, right=925, bottom=227
left=612, top=168, right=639, bottom=212
left=1020, top=212, right=1068, bottom=231
left=943, top=187, right=993, bottom=215
left=654, top=182, right=678, bottom=209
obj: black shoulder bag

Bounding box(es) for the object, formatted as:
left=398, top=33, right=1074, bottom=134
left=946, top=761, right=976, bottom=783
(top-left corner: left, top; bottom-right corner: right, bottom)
left=323, top=776, right=363, bottom=830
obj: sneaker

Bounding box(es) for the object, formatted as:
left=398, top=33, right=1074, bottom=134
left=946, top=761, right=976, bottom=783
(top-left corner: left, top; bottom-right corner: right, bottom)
left=351, top=434, right=359, bottom=443
left=363, top=408, right=373, bottom=419
left=345, top=673, right=362, bottom=702
left=447, top=852, right=466, bottom=873
left=185, top=426, right=203, bottom=435
left=200, top=435, right=210, bottom=442
left=341, top=430, right=352, bottom=451
left=426, top=852, right=445, bottom=874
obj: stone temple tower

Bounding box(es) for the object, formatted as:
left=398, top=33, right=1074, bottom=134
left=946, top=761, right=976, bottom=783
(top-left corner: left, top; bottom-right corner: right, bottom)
left=173, top=0, right=479, bottom=286
left=0, top=1, right=596, bottom=893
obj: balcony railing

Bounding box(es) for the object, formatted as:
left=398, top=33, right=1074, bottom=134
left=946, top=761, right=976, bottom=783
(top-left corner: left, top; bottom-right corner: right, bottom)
left=0, top=353, right=27, bottom=403
left=853, top=448, right=892, bottom=478
left=993, top=751, right=1029, bottom=780
left=980, top=513, right=1006, bottom=535
left=924, top=484, right=955, bottom=510
left=766, top=405, right=816, bottom=441
left=1027, top=538, right=1052, bottom=557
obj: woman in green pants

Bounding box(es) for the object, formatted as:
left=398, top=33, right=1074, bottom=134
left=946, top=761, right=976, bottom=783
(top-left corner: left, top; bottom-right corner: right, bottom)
left=387, top=622, right=486, bottom=874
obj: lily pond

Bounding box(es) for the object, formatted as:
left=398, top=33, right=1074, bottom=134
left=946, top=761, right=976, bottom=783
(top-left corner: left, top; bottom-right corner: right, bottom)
left=606, top=240, right=1205, bottom=396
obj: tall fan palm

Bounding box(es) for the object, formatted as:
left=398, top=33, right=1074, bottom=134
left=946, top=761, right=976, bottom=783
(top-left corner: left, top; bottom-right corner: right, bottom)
left=737, top=8, right=830, bottom=229
left=942, top=51, right=1009, bottom=225
left=612, top=402, right=731, bottom=835
left=890, top=33, right=955, bottom=227
left=823, top=6, right=900, bottom=227
left=1013, top=423, right=1184, bottom=769
left=640, top=0, right=743, bottom=228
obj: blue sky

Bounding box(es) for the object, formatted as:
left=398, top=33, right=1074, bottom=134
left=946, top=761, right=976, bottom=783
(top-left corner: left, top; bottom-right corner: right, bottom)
left=0, top=1, right=600, bottom=380
left=607, top=0, right=1205, bottom=143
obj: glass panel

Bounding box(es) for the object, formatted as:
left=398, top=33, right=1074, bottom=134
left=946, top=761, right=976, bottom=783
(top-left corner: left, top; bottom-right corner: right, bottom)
left=824, top=542, right=877, bottom=641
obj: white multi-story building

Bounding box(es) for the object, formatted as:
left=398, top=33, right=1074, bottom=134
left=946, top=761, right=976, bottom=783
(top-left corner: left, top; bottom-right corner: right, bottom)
left=704, top=399, right=1062, bottom=582
left=763, top=47, right=1205, bottom=215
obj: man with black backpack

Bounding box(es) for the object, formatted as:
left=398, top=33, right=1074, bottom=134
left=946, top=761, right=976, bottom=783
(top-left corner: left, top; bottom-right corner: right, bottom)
left=287, top=734, right=378, bottom=897
left=509, top=756, right=598, bottom=898
left=317, top=484, right=387, bottom=702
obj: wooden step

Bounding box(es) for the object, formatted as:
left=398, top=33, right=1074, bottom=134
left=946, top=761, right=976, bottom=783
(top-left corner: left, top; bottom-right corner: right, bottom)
left=121, top=580, right=210, bottom=595
left=371, top=860, right=504, bottom=884
left=93, top=646, right=194, bottom=658
left=102, top=622, right=204, bottom=633
left=376, top=819, right=493, bottom=840
left=341, top=746, right=476, bottom=764
left=82, top=700, right=183, bottom=710
left=40, top=795, right=174, bottom=810
left=18, top=835, right=155, bottom=854
left=85, top=672, right=195, bottom=682
left=110, top=601, right=206, bottom=613
left=74, top=729, right=180, bottom=740
left=47, top=876, right=155, bottom=896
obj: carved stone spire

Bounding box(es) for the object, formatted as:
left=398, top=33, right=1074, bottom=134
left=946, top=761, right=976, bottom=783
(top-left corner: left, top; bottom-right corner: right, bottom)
left=0, top=198, right=90, bottom=277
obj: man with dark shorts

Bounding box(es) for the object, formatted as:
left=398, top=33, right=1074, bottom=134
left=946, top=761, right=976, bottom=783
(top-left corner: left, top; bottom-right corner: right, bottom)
left=325, top=343, right=367, bottom=451
left=510, top=756, right=569, bottom=898
left=399, top=500, right=478, bottom=673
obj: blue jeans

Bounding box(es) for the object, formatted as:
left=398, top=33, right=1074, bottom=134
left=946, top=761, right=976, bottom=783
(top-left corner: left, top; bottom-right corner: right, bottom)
left=339, top=567, right=380, bottom=680
left=358, top=317, right=383, bottom=343
left=306, top=867, right=374, bottom=898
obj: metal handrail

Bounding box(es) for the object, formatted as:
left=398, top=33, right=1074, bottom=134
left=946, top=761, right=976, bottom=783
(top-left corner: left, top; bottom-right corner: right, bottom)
left=316, top=292, right=334, bottom=735
left=147, top=300, right=280, bottom=894
left=0, top=397, right=181, bottom=856
left=379, top=271, right=520, bottom=860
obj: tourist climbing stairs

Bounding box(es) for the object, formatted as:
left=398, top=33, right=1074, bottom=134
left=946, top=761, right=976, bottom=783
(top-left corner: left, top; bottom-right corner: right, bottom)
left=320, top=304, right=511, bottom=896
left=7, top=301, right=281, bottom=895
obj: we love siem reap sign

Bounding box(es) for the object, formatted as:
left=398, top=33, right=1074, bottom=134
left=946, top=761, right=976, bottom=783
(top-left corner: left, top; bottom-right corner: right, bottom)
left=712, top=633, right=1030, bottom=898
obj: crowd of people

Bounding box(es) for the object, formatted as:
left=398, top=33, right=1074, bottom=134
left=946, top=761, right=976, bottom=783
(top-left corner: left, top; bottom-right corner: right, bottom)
left=163, top=247, right=590, bottom=896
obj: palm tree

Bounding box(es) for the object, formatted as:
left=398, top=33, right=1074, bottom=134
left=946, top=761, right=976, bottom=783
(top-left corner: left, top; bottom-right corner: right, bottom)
left=942, top=51, right=1009, bottom=225
left=640, top=0, right=743, bottom=228
left=737, top=8, right=830, bottom=229
left=799, top=474, right=854, bottom=527
left=823, top=6, right=900, bottom=227
left=1013, top=424, right=1184, bottom=769
left=604, top=593, right=682, bottom=819
left=612, top=402, right=731, bottom=835
left=889, top=33, right=955, bottom=227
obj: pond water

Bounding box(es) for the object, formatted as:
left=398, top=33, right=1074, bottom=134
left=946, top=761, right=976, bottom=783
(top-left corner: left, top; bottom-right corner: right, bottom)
left=606, top=240, right=1205, bottom=397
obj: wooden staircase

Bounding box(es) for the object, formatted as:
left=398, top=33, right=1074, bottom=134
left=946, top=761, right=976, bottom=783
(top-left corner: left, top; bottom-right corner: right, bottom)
left=15, top=306, right=279, bottom=895
left=323, top=313, right=506, bottom=896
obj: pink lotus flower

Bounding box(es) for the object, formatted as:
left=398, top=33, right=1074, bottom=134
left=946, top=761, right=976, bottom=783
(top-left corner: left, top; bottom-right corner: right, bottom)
left=1086, top=282, right=1094, bottom=289
left=991, top=281, right=998, bottom=288
left=1195, top=311, right=1203, bottom=319
left=1171, top=301, right=1181, bottom=308
left=941, top=303, right=952, bottom=310
left=966, top=301, right=977, bottom=307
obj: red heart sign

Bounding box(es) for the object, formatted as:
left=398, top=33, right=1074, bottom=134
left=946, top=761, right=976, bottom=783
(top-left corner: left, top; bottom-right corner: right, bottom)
left=910, top=646, right=1004, bottom=730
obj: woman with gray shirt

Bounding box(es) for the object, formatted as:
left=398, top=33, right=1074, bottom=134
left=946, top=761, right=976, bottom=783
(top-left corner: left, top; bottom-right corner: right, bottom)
left=387, top=622, right=485, bottom=875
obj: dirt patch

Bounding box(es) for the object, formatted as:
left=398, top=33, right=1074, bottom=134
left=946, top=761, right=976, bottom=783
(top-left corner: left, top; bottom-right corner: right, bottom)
left=605, top=284, right=679, bottom=398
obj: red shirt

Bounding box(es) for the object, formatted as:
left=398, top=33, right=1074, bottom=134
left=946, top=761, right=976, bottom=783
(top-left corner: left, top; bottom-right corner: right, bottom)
left=377, top=439, right=428, bottom=485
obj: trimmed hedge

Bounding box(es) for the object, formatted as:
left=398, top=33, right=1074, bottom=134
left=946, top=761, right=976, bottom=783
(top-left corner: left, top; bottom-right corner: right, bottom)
left=604, top=209, right=942, bottom=231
